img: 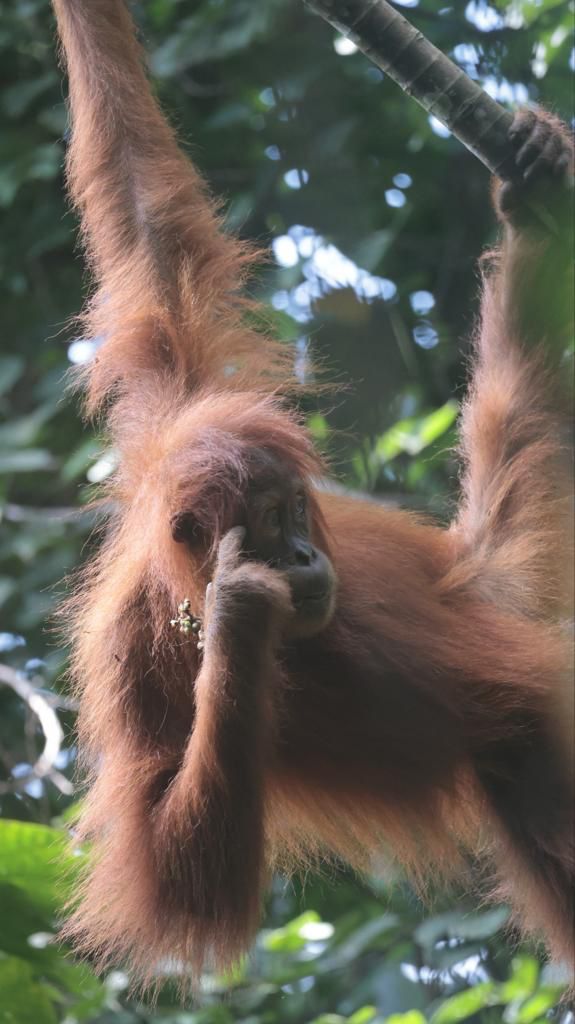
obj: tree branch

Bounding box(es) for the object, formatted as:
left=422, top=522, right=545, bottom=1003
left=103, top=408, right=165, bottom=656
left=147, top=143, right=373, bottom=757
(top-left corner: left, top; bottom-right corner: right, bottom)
left=304, top=0, right=515, bottom=176
left=0, top=664, right=74, bottom=796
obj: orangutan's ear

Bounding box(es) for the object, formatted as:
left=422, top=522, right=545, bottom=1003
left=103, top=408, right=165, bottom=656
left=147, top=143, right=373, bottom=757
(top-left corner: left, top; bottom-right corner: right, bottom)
left=170, top=512, right=209, bottom=548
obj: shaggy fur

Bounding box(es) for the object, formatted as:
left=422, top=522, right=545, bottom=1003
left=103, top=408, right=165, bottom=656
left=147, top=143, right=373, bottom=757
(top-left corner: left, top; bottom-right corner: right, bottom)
left=52, top=0, right=574, bottom=990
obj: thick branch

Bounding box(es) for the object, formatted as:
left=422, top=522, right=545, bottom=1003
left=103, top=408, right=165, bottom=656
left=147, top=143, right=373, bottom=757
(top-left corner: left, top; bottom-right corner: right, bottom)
left=305, top=0, right=515, bottom=176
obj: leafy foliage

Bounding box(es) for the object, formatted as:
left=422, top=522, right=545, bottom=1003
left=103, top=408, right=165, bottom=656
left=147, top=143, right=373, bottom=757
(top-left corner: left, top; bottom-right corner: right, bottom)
left=0, top=0, right=572, bottom=1020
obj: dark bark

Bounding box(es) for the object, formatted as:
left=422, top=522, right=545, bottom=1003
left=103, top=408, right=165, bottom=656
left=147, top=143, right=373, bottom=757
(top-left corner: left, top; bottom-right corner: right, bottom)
left=305, top=0, right=516, bottom=177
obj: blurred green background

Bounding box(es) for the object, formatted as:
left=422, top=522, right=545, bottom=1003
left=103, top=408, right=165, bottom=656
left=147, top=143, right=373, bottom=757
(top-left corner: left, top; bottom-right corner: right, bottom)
left=0, top=0, right=573, bottom=1021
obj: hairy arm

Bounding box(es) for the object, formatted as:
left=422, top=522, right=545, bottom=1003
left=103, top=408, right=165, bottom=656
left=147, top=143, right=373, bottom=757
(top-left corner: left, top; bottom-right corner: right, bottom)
left=66, top=529, right=293, bottom=981
left=449, top=111, right=574, bottom=965
left=52, top=0, right=288, bottom=411
left=452, top=109, right=574, bottom=621
left=148, top=529, right=292, bottom=971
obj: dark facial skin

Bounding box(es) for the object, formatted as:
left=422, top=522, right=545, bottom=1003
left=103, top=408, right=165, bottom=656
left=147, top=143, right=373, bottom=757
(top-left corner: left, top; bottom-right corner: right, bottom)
left=171, top=451, right=336, bottom=637
left=242, top=453, right=336, bottom=637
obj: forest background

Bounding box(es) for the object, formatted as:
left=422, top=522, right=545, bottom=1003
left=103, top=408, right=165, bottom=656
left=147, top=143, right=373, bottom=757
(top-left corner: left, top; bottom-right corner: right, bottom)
left=0, top=0, right=573, bottom=1021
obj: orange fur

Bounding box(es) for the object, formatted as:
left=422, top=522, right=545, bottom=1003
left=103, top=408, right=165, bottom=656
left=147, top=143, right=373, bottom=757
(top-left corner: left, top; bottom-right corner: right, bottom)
left=52, top=0, right=574, bottom=990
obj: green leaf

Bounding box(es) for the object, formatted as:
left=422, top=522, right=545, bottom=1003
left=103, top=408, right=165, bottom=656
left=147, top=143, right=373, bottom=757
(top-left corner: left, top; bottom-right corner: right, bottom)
left=307, top=413, right=329, bottom=441
left=0, top=821, right=72, bottom=915
left=37, top=958, right=105, bottom=1022
left=511, top=988, right=565, bottom=1023
left=151, top=0, right=284, bottom=75
left=349, top=1007, right=378, bottom=1024
left=386, top=1013, right=427, bottom=1024
left=499, top=957, right=539, bottom=1001
left=0, top=905, right=104, bottom=1020
left=375, top=401, right=458, bottom=463
left=417, top=401, right=459, bottom=445
left=215, top=954, right=249, bottom=988
left=262, top=910, right=322, bottom=952
left=431, top=983, right=497, bottom=1023
left=0, top=957, right=58, bottom=1024
left=0, top=883, right=53, bottom=952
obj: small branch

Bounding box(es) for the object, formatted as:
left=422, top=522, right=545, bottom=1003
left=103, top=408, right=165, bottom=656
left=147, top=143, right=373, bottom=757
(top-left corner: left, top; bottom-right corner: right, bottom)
left=304, top=0, right=515, bottom=176
left=0, top=664, right=74, bottom=796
